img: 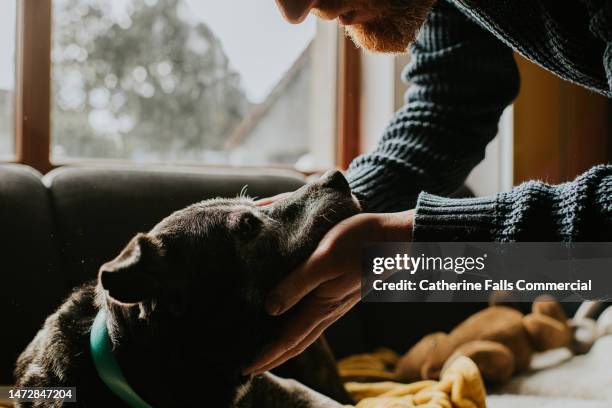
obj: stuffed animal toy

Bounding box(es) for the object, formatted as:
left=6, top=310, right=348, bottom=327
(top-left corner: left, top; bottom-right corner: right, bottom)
left=395, top=297, right=572, bottom=384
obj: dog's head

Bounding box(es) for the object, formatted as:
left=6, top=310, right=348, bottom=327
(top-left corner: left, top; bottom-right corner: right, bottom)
left=97, top=170, right=360, bottom=374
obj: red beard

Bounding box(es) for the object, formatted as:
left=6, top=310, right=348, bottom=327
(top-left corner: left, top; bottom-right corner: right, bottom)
left=313, top=0, right=435, bottom=53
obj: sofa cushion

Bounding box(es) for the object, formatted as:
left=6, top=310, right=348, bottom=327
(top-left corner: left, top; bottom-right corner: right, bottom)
left=43, top=165, right=306, bottom=289
left=0, top=165, right=65, bottom=384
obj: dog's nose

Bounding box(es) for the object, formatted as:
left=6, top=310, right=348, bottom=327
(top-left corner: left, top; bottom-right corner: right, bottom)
left=320, top=170, right=351, bottom=194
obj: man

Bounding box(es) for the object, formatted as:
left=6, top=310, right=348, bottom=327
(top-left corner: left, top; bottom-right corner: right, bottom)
left=245, top=0, right=612, bottom=375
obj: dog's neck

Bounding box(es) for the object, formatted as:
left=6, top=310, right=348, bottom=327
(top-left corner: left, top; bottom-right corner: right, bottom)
left=102, top=301, right=250, bottom=407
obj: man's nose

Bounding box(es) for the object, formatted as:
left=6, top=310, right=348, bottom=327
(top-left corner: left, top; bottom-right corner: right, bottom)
left=275, top=0, right=318, bottom=24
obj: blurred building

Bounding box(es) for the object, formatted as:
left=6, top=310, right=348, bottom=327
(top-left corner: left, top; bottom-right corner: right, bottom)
left=225, top=44, right=312, bottom=166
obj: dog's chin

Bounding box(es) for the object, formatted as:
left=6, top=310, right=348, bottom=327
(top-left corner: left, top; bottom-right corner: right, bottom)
left=324, top=193, right=362, bottom=224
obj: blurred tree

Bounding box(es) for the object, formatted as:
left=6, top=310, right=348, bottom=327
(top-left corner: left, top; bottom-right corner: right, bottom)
left=52, top=0, right=250, bottom=160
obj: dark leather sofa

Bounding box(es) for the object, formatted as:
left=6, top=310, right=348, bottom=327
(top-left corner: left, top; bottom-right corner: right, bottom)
left=1, top=163, right=485, bottom=385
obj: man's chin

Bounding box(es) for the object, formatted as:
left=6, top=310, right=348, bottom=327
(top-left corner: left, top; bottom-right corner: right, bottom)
left=345, top=24, right=414, bottom=54
left=341, top=0, right=435, bottom=54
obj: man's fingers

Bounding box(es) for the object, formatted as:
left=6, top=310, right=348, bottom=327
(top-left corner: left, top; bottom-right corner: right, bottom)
left=265, top=257, right=327, bottom=316
left=255, top=192, right=292, bottom=207
left=252, top=292, right=360, bottom=374
left=246, top=291, right=359, bottom=374
left=249, top=296, right=333, bottom=372
left=252, top=313, right=337, bottom=375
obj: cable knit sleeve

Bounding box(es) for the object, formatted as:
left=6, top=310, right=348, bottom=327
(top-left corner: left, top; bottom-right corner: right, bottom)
left=414, top=165, right=612, bottom=241
left=345, top=0, right=520, bottom=212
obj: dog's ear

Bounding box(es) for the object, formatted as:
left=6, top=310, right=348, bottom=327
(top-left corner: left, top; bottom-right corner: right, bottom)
left=99, top=233, right=163, bottom=304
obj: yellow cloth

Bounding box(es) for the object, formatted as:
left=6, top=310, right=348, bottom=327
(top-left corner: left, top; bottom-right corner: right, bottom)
left=338, top=348, right=401, bottom=382
left=342, top=356, right=486, bottom=408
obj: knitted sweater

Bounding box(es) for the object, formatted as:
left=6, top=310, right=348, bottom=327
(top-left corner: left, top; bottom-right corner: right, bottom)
left=346, top=0, right=612, bottom=241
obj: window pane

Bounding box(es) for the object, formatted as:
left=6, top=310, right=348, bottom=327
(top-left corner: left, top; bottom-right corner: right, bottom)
left=0, top=1, right=16, bottom=159
left=51, top=0, right=330, bottom=168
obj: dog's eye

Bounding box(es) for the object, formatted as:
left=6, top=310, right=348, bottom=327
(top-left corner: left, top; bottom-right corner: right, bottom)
left=232, top=212, right=262, bottom=238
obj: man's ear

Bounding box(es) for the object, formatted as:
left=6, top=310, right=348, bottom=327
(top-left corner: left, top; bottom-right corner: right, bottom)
left=98, top=233, right=164, bottom=304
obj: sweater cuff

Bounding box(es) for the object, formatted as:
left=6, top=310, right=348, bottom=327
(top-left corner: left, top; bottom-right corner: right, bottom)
left=347, top=166, right=421, bottom=213
left=413, top=192, right=498, bottom=241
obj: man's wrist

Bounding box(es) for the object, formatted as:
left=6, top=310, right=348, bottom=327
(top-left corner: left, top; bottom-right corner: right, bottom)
left=377, top=210, right=415, bottom=241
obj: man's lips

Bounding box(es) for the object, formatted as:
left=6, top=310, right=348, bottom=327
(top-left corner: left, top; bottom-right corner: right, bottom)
left=337, top=9, right=378, bottom=25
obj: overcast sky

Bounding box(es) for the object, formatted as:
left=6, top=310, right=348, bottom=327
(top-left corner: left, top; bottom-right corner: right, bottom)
left=0, top=1, right=16, bottom=91
left=0, top=1, right=315, bottom=103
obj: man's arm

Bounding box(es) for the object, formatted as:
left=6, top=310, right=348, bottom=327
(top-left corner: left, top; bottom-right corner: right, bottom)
left=348, top=1, right=612, bottom=241
left=414, top=165, right=612, bottom=241
left=346, top=0, right=520, bottom=212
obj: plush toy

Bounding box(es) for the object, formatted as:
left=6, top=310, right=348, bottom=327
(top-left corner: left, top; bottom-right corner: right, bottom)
left=395, top=297, right=572, bottom=384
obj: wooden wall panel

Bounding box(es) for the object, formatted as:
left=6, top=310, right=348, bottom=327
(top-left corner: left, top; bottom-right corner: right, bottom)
left=513, top=55, right=611, bottom=185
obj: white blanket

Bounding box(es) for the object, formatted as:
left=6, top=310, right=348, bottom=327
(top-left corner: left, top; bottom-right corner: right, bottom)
left=488, top=335, right=612, bottom=407
left=488, top=395, right=610, bottom=408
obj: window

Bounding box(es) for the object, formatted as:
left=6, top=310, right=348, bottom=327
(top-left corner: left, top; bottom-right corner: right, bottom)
left=51, top=0, right=337, bottom=170
left=0, top=1, right=17, bottom=159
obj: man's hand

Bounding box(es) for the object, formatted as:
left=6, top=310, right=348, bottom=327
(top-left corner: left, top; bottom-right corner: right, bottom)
left=244, top=209, right=414, bottom=375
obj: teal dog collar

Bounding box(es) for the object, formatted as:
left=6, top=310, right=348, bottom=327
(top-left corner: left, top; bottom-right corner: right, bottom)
left=90, top=309, right=153, bottom=408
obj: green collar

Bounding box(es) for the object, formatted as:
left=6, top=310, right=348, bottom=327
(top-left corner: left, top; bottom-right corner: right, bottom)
left=90, top=309, right=153, bottom=408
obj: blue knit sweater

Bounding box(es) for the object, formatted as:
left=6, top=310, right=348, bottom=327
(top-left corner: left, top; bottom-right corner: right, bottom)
left=346, top=0, right=612, bottom=241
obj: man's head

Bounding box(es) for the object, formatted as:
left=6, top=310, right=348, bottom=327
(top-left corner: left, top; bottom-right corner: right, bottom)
left=275, top=0, right=435, bottom=53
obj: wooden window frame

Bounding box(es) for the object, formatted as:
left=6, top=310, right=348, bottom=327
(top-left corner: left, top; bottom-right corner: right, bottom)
left=10, top=0, right=363, bottom=175
left=336, top=36, right=362, bottom=170
left=14, top=0, right=52, bottom=173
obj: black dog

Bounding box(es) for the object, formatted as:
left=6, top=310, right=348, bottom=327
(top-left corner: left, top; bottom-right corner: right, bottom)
left=14, top=171, right=360, bottom=407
